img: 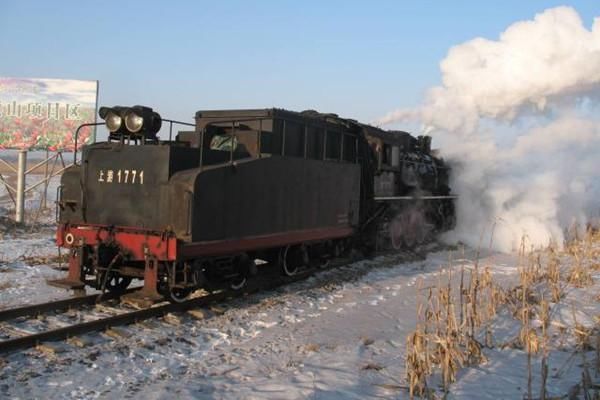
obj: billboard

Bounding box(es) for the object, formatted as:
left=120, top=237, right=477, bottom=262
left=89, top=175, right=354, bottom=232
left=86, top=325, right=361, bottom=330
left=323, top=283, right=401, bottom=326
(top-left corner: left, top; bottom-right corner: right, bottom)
left=0, top=77, right=98, bottom=151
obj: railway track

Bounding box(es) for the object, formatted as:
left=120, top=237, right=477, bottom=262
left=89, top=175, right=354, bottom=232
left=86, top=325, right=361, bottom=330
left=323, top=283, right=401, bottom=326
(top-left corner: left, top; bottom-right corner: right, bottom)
left=0, top=263, right=325, bottom=355
left=0, top=288, right=138, bottom=322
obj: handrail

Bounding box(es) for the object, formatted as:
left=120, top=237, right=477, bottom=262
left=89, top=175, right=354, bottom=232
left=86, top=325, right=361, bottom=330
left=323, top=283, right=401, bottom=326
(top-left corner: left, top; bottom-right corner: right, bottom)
left=73, top=119, right=196, bottom=164
left=162, top=118, right=195, bottom=142
left=73, top=122, right=104, bottom=164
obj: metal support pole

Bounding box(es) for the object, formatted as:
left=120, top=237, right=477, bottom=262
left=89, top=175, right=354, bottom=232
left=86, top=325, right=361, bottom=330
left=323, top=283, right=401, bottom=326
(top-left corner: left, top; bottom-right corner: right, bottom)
left=281, top=120, right=286, bottom=156
left=230, top=121, right=235, bottom=164
left=257, top=119, right=262, bottom=158
left=43, top=148, right=49, bottom=209
left=15, top=150, right=27, bottom=223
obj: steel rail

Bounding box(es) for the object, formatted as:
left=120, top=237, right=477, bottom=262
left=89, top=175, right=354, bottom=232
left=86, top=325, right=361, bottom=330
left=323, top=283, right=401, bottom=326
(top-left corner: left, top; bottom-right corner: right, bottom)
left=0, top=268, right=316, bottom=354
left=0, top=288, right=138, bottom=322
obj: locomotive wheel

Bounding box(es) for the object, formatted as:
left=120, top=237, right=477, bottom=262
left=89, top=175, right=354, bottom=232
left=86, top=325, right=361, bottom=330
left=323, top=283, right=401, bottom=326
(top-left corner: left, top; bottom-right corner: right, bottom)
left=230, top=276, right=247, bottom=291
left=390, top=218, right=406, bottom=249
left=98, top=273, right=132, bottom=293
left=389, top=207, right=429, bottom=249
left=169, top=287, right=193, bottom=303
left=281, top=245, right=306, bottom=277
left=230, top=254, right=252, bottom=290
left=410, top=209, right=429, bottom=246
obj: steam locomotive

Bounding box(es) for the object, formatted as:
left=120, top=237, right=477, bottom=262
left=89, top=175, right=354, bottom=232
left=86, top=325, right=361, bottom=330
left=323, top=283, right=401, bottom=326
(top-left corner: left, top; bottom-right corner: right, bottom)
left=50, top=106, right=454, bottom=303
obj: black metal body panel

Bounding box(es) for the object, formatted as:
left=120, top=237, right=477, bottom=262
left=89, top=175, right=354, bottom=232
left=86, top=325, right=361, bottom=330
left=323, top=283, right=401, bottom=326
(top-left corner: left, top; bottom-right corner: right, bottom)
left=168, top=156, right=360, bottom=242
left=58, top=165, right=83, bottom=222
left=60, top=142, right=199, bottom=229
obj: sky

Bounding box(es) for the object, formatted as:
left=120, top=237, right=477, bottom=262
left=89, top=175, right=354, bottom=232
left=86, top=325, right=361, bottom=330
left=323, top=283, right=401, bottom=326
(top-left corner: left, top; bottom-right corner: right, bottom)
left=1, top=0, right=598, bottom=131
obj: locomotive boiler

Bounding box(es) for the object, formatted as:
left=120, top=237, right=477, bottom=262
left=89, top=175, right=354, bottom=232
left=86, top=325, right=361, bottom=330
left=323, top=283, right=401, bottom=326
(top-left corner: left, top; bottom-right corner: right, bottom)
left=50, top=106, right=454, bottom=303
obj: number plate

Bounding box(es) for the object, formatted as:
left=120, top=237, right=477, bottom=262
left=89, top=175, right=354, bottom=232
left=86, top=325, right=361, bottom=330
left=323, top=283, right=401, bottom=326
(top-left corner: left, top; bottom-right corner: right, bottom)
left=97, top=169, right=144, bottom=185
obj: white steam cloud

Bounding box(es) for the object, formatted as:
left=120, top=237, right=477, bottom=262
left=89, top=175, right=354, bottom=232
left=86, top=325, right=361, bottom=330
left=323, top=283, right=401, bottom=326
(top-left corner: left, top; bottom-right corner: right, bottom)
left=379, top=6, right=600, bottom=252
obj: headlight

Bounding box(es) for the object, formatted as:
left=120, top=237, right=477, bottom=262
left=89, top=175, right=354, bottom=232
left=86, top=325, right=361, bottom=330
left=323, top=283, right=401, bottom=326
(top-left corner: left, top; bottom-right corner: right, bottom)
left=99, top=105, right=162, bottom=138
left=125, top=111, right=144, bottom=133
left=105, top=112, right=122, bottom=132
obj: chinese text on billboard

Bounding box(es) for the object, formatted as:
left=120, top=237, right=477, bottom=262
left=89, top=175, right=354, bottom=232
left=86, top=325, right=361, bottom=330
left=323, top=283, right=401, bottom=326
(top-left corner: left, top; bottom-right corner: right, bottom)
left=0, top=77, right=98, bottom=151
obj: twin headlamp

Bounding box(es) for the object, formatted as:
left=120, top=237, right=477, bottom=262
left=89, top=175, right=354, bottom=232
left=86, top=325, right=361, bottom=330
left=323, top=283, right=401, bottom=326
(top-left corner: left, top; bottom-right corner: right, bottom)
left=99, top=105, right=162, bottom=138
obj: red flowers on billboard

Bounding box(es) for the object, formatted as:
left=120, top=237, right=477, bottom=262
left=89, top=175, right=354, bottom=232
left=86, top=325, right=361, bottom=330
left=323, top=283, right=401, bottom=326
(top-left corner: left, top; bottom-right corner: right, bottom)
left=0, top=78, right=98, bottom=151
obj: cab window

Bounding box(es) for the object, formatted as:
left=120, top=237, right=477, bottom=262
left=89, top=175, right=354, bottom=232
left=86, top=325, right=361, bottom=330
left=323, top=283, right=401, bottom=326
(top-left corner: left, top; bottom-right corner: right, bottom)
left=210, top=134, right=238, bottom=152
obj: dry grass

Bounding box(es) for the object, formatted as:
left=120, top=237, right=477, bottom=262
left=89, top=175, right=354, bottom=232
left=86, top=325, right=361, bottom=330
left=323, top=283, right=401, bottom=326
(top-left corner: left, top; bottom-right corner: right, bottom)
left=405, top=325, right=432, bottom=398
left=20, top=253, right=68, bottom=266
left=0, top=281, right=12, bottom=290
left=404, top=227, right=600, bottom=399
left=304, top=343, right=321, bottom=352
left=361, top=362, right=384, bottom=371
left=566, top=233, right=595, bottom=287
left=405, top=262, right=495, bottom=397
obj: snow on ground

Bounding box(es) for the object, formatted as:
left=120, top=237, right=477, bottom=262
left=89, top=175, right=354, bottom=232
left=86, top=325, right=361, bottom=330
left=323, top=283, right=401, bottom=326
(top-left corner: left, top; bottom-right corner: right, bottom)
left=0, top=243, right=529, bottom=399
left=0, top=180, right=599, bottom=399
left=0, top=176, right=68, bottom=307
left=0, top=229, right=67, bottom=308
